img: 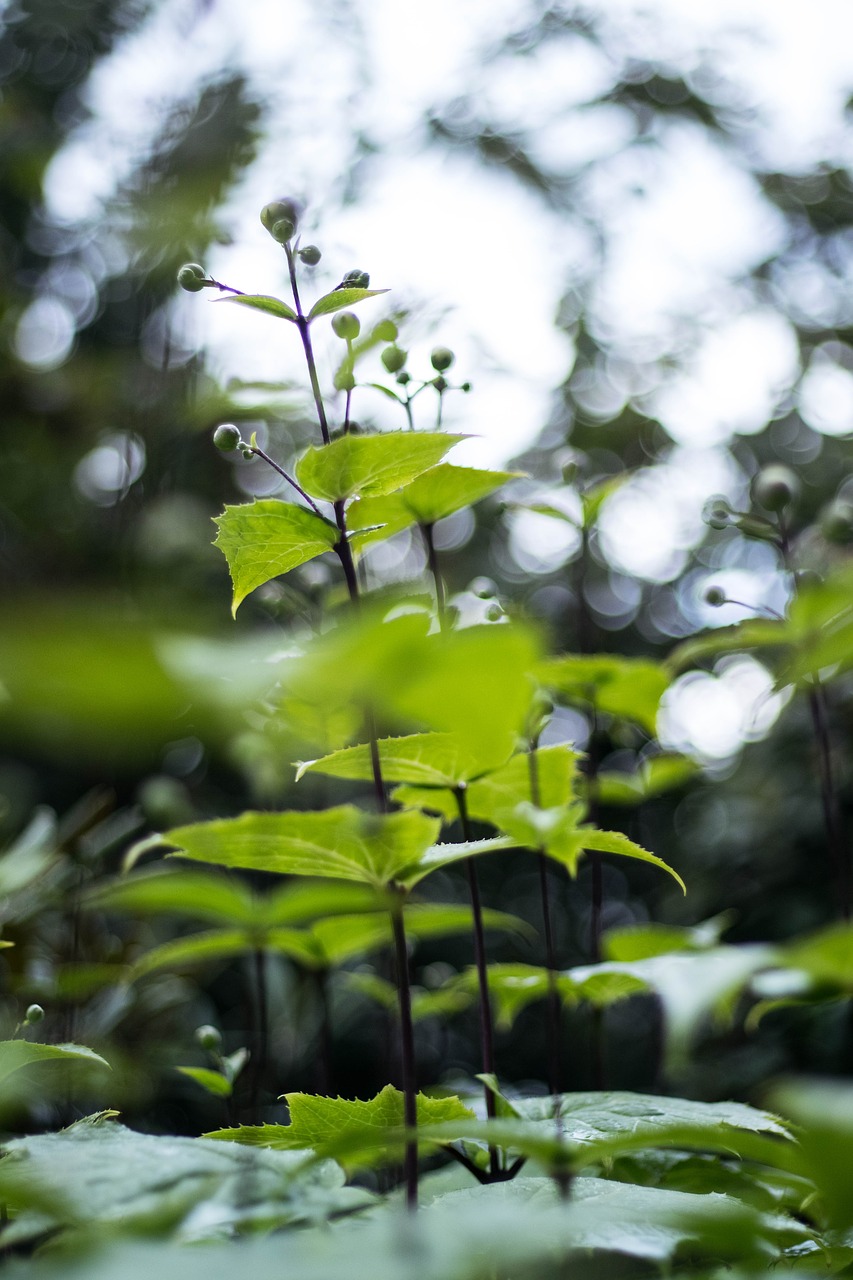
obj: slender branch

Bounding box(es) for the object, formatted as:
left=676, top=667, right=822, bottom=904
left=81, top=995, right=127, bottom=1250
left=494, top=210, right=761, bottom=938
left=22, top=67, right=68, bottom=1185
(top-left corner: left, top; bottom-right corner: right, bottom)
left=454, top=785, right=501, bottom=1178
left=527, top=743, right=563, bottom=1105
left=208, top=278, right=245, bottom=295
left=390, top=891, right=419, bottom=1210
left=248, top=948, right=268, bottom=1123
left=284, top=242, right=330, bottom=445
left=248, top=446, right=326, bottom=518
left=421, top=522, right=447, bottom=631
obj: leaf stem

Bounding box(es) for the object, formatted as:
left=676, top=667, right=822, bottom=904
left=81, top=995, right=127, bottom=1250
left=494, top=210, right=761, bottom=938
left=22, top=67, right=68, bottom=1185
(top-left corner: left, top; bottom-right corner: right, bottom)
left=454, top=785, right=500, bottom=1178
left=248, top=446, right=326, bottom=519
left=248, top=947, right=268, bottom=1123
left=421, top=522, right=447, bottom=631
left=390, top=889, right=419, bottom=1210
left=527, top=742, right=563, bottom=1105
left=284, top=242, right=330, bottom=445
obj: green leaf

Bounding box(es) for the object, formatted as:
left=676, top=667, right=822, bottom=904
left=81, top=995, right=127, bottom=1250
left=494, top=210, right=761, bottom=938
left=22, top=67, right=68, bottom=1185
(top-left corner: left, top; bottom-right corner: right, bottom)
left=296, top=433, right=465, bottom=502
left=595, top=754, right=698, bottom=806
left=581, top=473, right=630, bottom=526
left=86, top=867, right=259, bottom=927
left=349, top=462, right=517, bottom=550
left=668, top=619, right=787, bottom=675
left=770, top=1078, right=853, bottom=1229
left=398, top=835, right=518, bottom=888
left=213, top=500, right=338, bottom=616
left=783, top=921, right=853, bottom=989
left=175, top=1066, right=232, bottom=1098
left=163, top=806, right=441, bottom=890
left=0, top=808, right=59, bottom=898
left=207, top=1084, right=475, bottom=1171
left=307, top=287, right=390, bottom=321
left=129, top=928, right=313, bottom=978
left=296, top=731, right=509, bottom=788
left=449, top=963, right=650, bottom=1029
left=0, top=1040, right=110, bottom=1088
left=540, top=654, right=671, bottom=735
left=578, top=828, right=686, bottom=892
left=211, top=292, right=297, bottom=321
left=0, top=1118, right=368, bottom=1245
left=394, top=743, right=581, bottom=822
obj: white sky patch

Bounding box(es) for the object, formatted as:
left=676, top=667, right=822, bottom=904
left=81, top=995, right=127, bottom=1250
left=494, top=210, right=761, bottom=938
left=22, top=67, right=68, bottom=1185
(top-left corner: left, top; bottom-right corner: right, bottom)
left=658, top=656, right=790, bottom=763
left=655, top=311, right=801, bottom=447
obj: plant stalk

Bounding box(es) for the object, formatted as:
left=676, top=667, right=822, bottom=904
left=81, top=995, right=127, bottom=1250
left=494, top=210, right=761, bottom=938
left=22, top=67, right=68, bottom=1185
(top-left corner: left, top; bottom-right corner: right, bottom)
left=421, top=522, right=447, bottom=631
left=527, top=744, right=563, bottom=1104
left=284, top=242, right=330, bottom=445
left=390, top=890, right=419, bottom=1210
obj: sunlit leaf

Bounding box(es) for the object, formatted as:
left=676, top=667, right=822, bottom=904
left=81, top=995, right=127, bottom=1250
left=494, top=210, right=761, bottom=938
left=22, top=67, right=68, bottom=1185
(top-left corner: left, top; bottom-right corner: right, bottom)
left=296, top=731, right=509, bottom=788
left=175, top=1066, right=231, bottom=1098
left=307, top=287, right=390, bottom=321
left=540, top=654, right=671, bottom=735
left=579, top=828, right=686, bottom=892
left=0, top=1040, right=110, bottom=1087
left=211, top=293, right=297, bottom=321
left=393, top=743, right=581, bottom=822
left=296, top=433, right=464, bottom=502
left=213, top=501, right=338, bottom=615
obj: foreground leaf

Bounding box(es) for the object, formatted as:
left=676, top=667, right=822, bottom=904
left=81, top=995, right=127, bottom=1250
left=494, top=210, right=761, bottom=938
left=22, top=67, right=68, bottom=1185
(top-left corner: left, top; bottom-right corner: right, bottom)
left=307, top=287, right=389, bottom=321
left=296, top=433, right=465, bottom=502
left=211, top=293, right=297, bottom=321
left=0, top=1041, right=110, bottom=1088
left=213, top=501, right=338, bottom=615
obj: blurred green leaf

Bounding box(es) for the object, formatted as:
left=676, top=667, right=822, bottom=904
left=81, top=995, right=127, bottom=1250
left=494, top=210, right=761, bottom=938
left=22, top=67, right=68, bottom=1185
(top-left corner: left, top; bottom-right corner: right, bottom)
left=296, top=433, right=464, bottom=502
left=296, top=731, right=509, bottom=788
left=595, top=754, right=698, bottom=806
left=175, top=1066, right=231, bottom=1098
left=0, top=1040, right=110, bottom=1088
left=539, top=655, right=671, bottom=736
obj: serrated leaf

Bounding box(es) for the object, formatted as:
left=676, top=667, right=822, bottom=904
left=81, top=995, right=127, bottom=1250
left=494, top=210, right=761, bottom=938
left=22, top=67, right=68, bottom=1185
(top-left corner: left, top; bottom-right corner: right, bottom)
left=540, top=654, right=671, bottom=735
left=579, top=828, right=686, bottom=892
left=296, top=432, right=465, bottom=502
left=394, top=743, right=582, bottom=823
left=307, top=287, right=390, bottom=321
left=296, top=731, right=509, bottom=788
left=175, top=1066, right=232, bottom=1098
left=163, top=806, right=441, bottom=890
left=0, top=1040, right=110, bottom=1087
left=213, top=500, right=338, bottom=615
left=211, top=293, right=297, bottom=321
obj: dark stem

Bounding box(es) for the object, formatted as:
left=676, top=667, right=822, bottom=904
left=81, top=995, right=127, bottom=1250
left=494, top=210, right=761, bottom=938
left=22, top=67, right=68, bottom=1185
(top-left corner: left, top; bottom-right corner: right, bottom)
left=454, top=785, right=501, bottom=1178
left=421, top=522, right=447, bottom=631
left=208, top=278, right=245, bottom=295
left=248, top=948, right=268, bottom=1123
left=248, top=446, right=326, bottom=518
left=528, top=743, right=564, bottom=1124
left=390, top=891, right=419, bottom=1210
left=284, top=242, right=330, bottom=445
left=315, top=968, right=333, bottom=1094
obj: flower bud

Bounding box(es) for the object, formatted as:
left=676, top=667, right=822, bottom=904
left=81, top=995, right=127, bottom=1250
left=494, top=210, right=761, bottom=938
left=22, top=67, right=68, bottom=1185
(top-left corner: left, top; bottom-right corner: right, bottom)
left=704, top=586, right=726, bottom=607
left=177, top=262, right=207, bottom=292
left=396, top=371, right=411, bottom=385
left=195, top=1024, right=222, bottom=1052
left=820, top=497, right=853, bottom=545
left=337, top=268, right=370, bottom=290
left=374, top=319, right=398, bottom=342
left=381, top=345, right=407, bottom=373
left=241, top=446, right=254, bottom=460
left=432, top=375, right=448, bottom=393
left=461, top=381, right=472, bottom=393
left=430, top=346, right=455, bottom=372
left=260, top=198, right=302, bottom=243
left=470, top=576, right=497, bottom=599
left=298, top=244, right=321, bottom=265
left=751, top=465, right=800, bottom=513
left=332, top=311, right=360, bottom=340
left=704, top=496, right=732, bottom=530
left=25, top=1004, right=45, bottom=1025
left=213, top=424, right=241, bottom=452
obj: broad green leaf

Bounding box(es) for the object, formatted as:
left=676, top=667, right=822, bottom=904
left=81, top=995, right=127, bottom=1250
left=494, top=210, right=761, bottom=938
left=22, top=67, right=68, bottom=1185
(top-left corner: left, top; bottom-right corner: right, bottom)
left=782, top=921, right=853, bottom=989
left=595, top=754, right=698, bottom=806
left=175, top=1066, right=231, bottom=1098
left=343, top=972, right=471, bottom=1021
left=307, top=287, right=389, bottom=321
left=259, top=880, right=388, bottom=927
left=668, top=619, right=787, bottom=675
left=770, top=1078, right=853, bottom=1229
left=309, top=902, right=532, bottom=966
left=129, top=928, right=320, bottom=978
left=296, top=731, right=510, bottom=788
left=163, top=806, right=441, bottom=890
left=605, top=913, right=737, bottom=961
left=448, top=963, right=649, bottom=1029
left=348, top=465, right=519, bottom=550
left=86, top=867, right=259, bottom=927
left=211, top=292, right=297, bottom=321
left=0, top=1118, right=368, bottom=1245
left=213, top=501, right=338, bottom=616
left=0, top=1040, right=110, bottom=1087
left=0, top=808, right=59, bottom=900
left=393, top=743, right=582, bottom=822
left=398, top=835, right=518, bottom=888
left=540, top=654, right=671, bottom=735
left=207, top=1084, right=475, bottom=1170
left=295, top=433, right=464, bottom=502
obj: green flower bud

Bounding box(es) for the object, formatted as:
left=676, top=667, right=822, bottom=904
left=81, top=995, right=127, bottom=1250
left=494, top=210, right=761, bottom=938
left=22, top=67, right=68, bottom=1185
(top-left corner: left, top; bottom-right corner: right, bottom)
left=298, top=244, right=321, bottom=265
left=432, top=375, right=448, bottom=393
left=260, top=198, right=302, bottom=243
left=704, top=586, right=726, bottom=607
left=461, top=381, right=472, bottom=393
left=704, top=496, right=732, bottom=530
left=332, top=311, right=360, bottom=340
left=751, top=465, right=800, bottom=513
left=177, top=262, right=207, bottom=292
left=470, top=576, right=497, bottom=599
left=195, top=1024, right=222, bottom=1052
left=430, top=346, right=455, bottom=372
left=213, top=423, right=241, bottom=452
left=337, top=268, right=370, bottom=290
left=25, top=1004, right=45, bottom=1025
left=374, top=319, right=398, bottom=342
left=381, top=345, right=407, bottom=373
left=241, top=446, right=254, bottom=460
left=396, top=371, right=411, bottom=385
left=820, top=497, right=853, bottom=545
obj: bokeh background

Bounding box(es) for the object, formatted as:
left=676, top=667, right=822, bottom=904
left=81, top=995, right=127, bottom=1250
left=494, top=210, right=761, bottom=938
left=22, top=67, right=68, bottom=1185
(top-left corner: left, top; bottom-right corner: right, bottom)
left=1, top=0, right=852, bottom=1129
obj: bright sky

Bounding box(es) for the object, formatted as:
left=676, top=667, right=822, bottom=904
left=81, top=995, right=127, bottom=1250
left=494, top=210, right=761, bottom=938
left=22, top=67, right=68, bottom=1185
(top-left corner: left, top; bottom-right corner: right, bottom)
left=30, top=0, right=853, bottom=759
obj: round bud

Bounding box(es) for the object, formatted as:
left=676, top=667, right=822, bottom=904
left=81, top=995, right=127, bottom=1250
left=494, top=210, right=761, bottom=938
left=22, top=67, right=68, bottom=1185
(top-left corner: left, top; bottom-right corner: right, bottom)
left=820, top=497, right=853, bottom=545
left=461, top=381, right=472, bottom=393
left=470, top=576, right=497, bottom=599
left=382, top=345, right=407, bottom=373
left=177, top=262, right=207, bottom=292
left=396, top=371, right=411, bottom=385
left=704, top=496, right=732, bottom=531
left=213, top=423, right=241, bottom=453
left=374, top=319, right=398, bottom=342
left=704, top=586, right=726, bottom=607
left=332, top=311, right=361, bottom=340
left=432, top=375, right=448, bottom=393
left=260, top=198, right=302, bottom=241
left=485, top=602, right=503, bottom=622
left=339, top=268, right=370, bottom=290
left=241, top=446, right=254, bottom=460
left=25, top=1004, right=44, bottom=1025
left=298, top=244, right=321, bottom=265
left=430, top=346, right=455, bottom=372
left=195, top=1024, right=222, bottom=1052
left=751, top=465, right=800, bottom=513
